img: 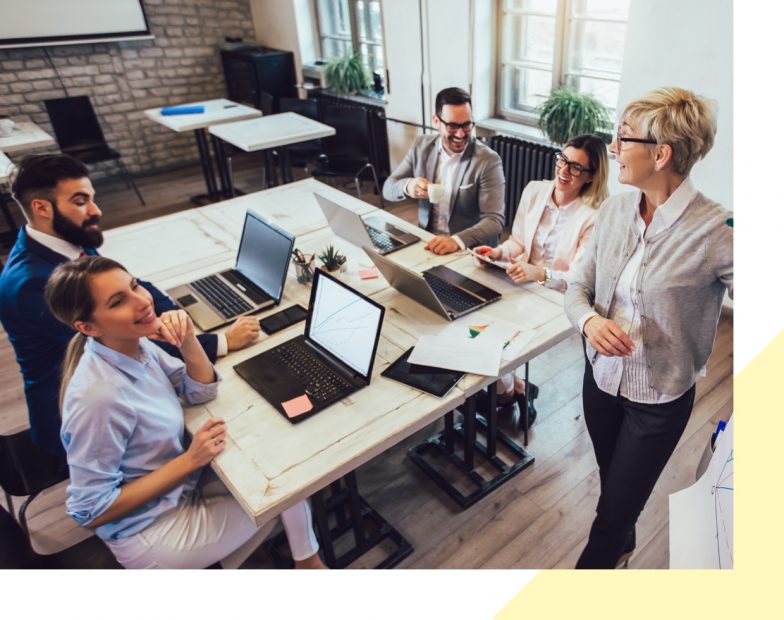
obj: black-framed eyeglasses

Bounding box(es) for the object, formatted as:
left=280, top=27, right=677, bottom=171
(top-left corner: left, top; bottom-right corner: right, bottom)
left=436, top=115, right=475, bottom=133
left=616, top=128, right=657, bottom=148
left=554, top=152, right=593, bottom=178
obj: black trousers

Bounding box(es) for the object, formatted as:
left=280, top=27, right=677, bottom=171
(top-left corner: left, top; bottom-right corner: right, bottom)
left=576, top=358, right=695, bottom=569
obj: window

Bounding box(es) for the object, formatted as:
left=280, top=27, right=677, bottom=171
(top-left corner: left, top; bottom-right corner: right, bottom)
left=498, top=0, right=630, bottom=122
left=316, top=0, right=386, bottom=85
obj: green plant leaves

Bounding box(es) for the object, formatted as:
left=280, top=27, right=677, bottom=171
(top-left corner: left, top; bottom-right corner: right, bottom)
left=537, top=87, right=612, bottom=146
left=324, top=52, right=370, bottom=96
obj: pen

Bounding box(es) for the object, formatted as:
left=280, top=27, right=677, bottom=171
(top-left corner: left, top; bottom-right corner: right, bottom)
left=223, top=104, right=238, bottom=108
left=503, top=330, right=521, bottom=349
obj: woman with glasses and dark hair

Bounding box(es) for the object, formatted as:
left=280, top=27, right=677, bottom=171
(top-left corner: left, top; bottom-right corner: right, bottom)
left=565, top=87, right=733, bottom=568
left=476, top=134, right=609, bottom=423
left=45, top=256, right=325, bottom=569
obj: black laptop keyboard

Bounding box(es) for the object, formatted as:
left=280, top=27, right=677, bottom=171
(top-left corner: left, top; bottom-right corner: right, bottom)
left=423, top=272, right=480, bottom=313
left=267, top=339, right=352, bottom=403
left=191, top=275, right=253, bottom=319
left=367, top=227, right=396, bottom=252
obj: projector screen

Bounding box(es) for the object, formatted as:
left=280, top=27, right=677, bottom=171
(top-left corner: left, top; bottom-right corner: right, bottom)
left=0, top=0, right=153, bottom=49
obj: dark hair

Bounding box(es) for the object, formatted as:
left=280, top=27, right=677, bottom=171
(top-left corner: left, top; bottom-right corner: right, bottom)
left=11, top=154, right=90, bottom=215
left=562, top=134, right=609, bottom=209
left=435, top=87, right=472, bottom=116
left=44, top=256, right=127, bottom=411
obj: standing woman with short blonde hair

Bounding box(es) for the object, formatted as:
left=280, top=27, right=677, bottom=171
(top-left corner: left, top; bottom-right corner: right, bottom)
left=564, top=87, right=733, bottom=568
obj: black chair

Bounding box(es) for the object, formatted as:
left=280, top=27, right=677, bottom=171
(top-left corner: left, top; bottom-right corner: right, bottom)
left=308, top=105, right=385, bottom=208
left=277, top=97, right=323, bottom=170
left=0, top=428, right=120, bottom=568
left=43, top=96, right=145, bottom=205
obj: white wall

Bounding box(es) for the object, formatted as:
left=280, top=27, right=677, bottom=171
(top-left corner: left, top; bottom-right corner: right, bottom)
left=615, top=0, right=733, bottom=210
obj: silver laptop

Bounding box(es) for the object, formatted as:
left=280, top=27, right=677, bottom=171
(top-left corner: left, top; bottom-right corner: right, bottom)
left=315, top=193, right=420, bottom=255
left=166, top=211, right=295, bottom=331
left=362, top=247, right=502, bottom=321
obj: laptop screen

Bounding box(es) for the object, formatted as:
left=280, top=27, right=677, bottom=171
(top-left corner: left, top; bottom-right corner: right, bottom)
left=235, top=211, right=294, bottom=302
left=307, top=270, right=385, bottom=380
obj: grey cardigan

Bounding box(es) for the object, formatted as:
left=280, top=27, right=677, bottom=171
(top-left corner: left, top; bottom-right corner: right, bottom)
left=382, top=135, right=505, bottom=247
left=564, top=190, right=733, bottom=396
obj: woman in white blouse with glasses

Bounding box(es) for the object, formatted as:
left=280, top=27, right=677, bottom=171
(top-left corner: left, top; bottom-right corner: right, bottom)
left=477, top=134, right=609, bottom=427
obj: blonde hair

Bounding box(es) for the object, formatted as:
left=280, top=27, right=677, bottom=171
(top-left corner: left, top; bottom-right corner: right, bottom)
left=621, top=87, right=717, bottom=176
left=44, top=256, right=128, bottom=412
left=563, top=134, right=609, bottom=210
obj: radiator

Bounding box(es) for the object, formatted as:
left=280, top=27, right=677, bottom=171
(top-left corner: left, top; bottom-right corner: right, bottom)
left=312, top=93, right=391, bottom=180
left=484, top=135, right=559, bottom=228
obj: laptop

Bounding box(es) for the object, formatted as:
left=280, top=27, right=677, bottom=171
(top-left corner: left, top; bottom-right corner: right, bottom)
left=315, top=192, right=420, bottom=255
left=234, top=269, right=385, bottom=423
left=166, top=211, right=295, bottom=331
left=362, top=247, right=502, bottom=321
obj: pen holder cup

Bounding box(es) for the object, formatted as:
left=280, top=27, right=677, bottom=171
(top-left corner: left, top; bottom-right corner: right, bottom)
left=294, top=258, right=314, bottom=284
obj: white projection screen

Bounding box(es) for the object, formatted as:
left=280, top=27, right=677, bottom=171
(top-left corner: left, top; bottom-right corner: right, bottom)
left=0, top=0, right=153, bottom=49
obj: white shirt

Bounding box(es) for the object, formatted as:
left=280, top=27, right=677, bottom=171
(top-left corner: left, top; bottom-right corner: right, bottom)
left=527, top=194, right=579, bottom=288
left=580, top=178, right=698, bottom=404
left=405, top=139, right=466, bottom=250
left=26, top=225, right=228, bottom=356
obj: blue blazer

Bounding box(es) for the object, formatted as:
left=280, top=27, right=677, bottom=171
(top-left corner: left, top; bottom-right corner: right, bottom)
left=0, top=228, right=219, bottom=457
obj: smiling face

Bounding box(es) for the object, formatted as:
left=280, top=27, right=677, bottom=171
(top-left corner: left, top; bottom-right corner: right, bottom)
left=49, top=177, right=104, bottom=248
left=433, top=102, right=473, bottom=154
left=554, top=146, right=594, bottom=200
left=610, top=120, right=657, bottom=188
left=75, top=268, right=160, bottom=349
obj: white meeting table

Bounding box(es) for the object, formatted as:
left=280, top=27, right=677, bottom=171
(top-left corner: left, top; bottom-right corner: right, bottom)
left=144, top=98, right=261, bottom=204
left=102, top=178, right=573, bottom=567
left=0, top=121, right=56, bottom=154
left=208, top=112, right=335, bottom=191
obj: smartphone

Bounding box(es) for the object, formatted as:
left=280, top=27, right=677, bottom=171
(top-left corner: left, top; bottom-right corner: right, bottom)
left=259, top=304, right=308, bottom=335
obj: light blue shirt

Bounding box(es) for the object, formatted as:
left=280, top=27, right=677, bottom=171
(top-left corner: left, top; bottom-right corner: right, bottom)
left=60, top=337, right=220, bottom=541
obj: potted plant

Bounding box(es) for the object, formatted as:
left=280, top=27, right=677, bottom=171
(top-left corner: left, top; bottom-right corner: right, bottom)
left=318, top=244, right=347, bottom=273
left=324, top=52, right=371, bottom=96
left=537, top=87, right=612, bottom=145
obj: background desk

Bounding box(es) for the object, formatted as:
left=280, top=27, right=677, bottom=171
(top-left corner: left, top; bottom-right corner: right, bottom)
left=0, top=122, right=55, bottom=154
left=144, top=98, right=260, bottom=204
left=208, top=112, right=335, bottom=189
left=102, top=179, right=572, bottom=565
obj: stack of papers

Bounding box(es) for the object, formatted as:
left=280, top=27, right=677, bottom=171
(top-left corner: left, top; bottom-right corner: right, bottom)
left=407, top=313, right=532, bottom=376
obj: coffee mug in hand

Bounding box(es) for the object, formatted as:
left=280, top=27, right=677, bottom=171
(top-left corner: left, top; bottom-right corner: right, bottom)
left=0, top=117, right=15, bottom=137
left=427, top=183, right=444, bottom=203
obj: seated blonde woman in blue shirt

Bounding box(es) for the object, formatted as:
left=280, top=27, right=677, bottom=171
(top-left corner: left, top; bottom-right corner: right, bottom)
left=45, top=256, right=325, bottom=569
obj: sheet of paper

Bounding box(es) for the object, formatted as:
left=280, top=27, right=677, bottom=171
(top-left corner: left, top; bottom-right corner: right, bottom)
left=408, top=334, right=505, bottom=376
left=281, top=394, right=314, bottom=418
left=439, top=312, right=533, bottom=362
left=668, top=415, right=734, bottom=568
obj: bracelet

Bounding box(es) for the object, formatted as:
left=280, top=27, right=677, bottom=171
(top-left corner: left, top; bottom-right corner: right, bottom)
left=537, top=267, right=552, bottom=285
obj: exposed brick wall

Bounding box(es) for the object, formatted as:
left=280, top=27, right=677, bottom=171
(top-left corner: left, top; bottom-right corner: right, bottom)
left=0, top=0, right=257, bottom=176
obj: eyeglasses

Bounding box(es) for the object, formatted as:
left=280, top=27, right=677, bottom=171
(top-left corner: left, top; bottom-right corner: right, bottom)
left=555, top=152, right=594, bottom=178
left=616, top=128, right=657, bottom=148
left=436, top=116, right=475, bottom=133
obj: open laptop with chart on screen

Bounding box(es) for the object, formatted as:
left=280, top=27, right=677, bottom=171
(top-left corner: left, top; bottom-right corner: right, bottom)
left=165, top=211, right=294, bottom=331
left=234, top=269, right=385, bottom=423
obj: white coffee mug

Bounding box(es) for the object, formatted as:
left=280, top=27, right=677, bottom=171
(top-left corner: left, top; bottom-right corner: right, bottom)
left=427, top=183, right=444, bottom=203
left=0, top=117, right=15, bottom=137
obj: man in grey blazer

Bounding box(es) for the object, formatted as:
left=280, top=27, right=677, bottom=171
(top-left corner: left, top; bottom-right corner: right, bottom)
left=382, top=87, right=505, bottom=254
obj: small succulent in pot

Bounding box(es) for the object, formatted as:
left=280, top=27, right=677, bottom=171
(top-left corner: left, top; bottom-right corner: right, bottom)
left=318, top=244, right=347, bottom=272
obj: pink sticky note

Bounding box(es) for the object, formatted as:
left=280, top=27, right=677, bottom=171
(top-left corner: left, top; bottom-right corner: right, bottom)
left=359, top=267, right=380, bottom=280
left=281, top=394, right=314, bottom=418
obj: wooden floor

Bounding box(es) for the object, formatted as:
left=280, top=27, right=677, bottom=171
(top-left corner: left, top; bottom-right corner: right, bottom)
left=0, top=157, right=733, bottom=569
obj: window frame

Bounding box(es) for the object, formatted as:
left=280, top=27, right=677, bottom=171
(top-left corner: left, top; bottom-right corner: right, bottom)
left=497, top=0, right=629, bottom=125
left=314, top=0, right=388, bottom=89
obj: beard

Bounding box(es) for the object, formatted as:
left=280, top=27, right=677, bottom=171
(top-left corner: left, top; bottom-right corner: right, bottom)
left=52, top=204, right=103, bottom=248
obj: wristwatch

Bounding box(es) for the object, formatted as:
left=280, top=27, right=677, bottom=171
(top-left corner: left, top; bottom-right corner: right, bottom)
left=537, top=267, right=552, bottom=285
